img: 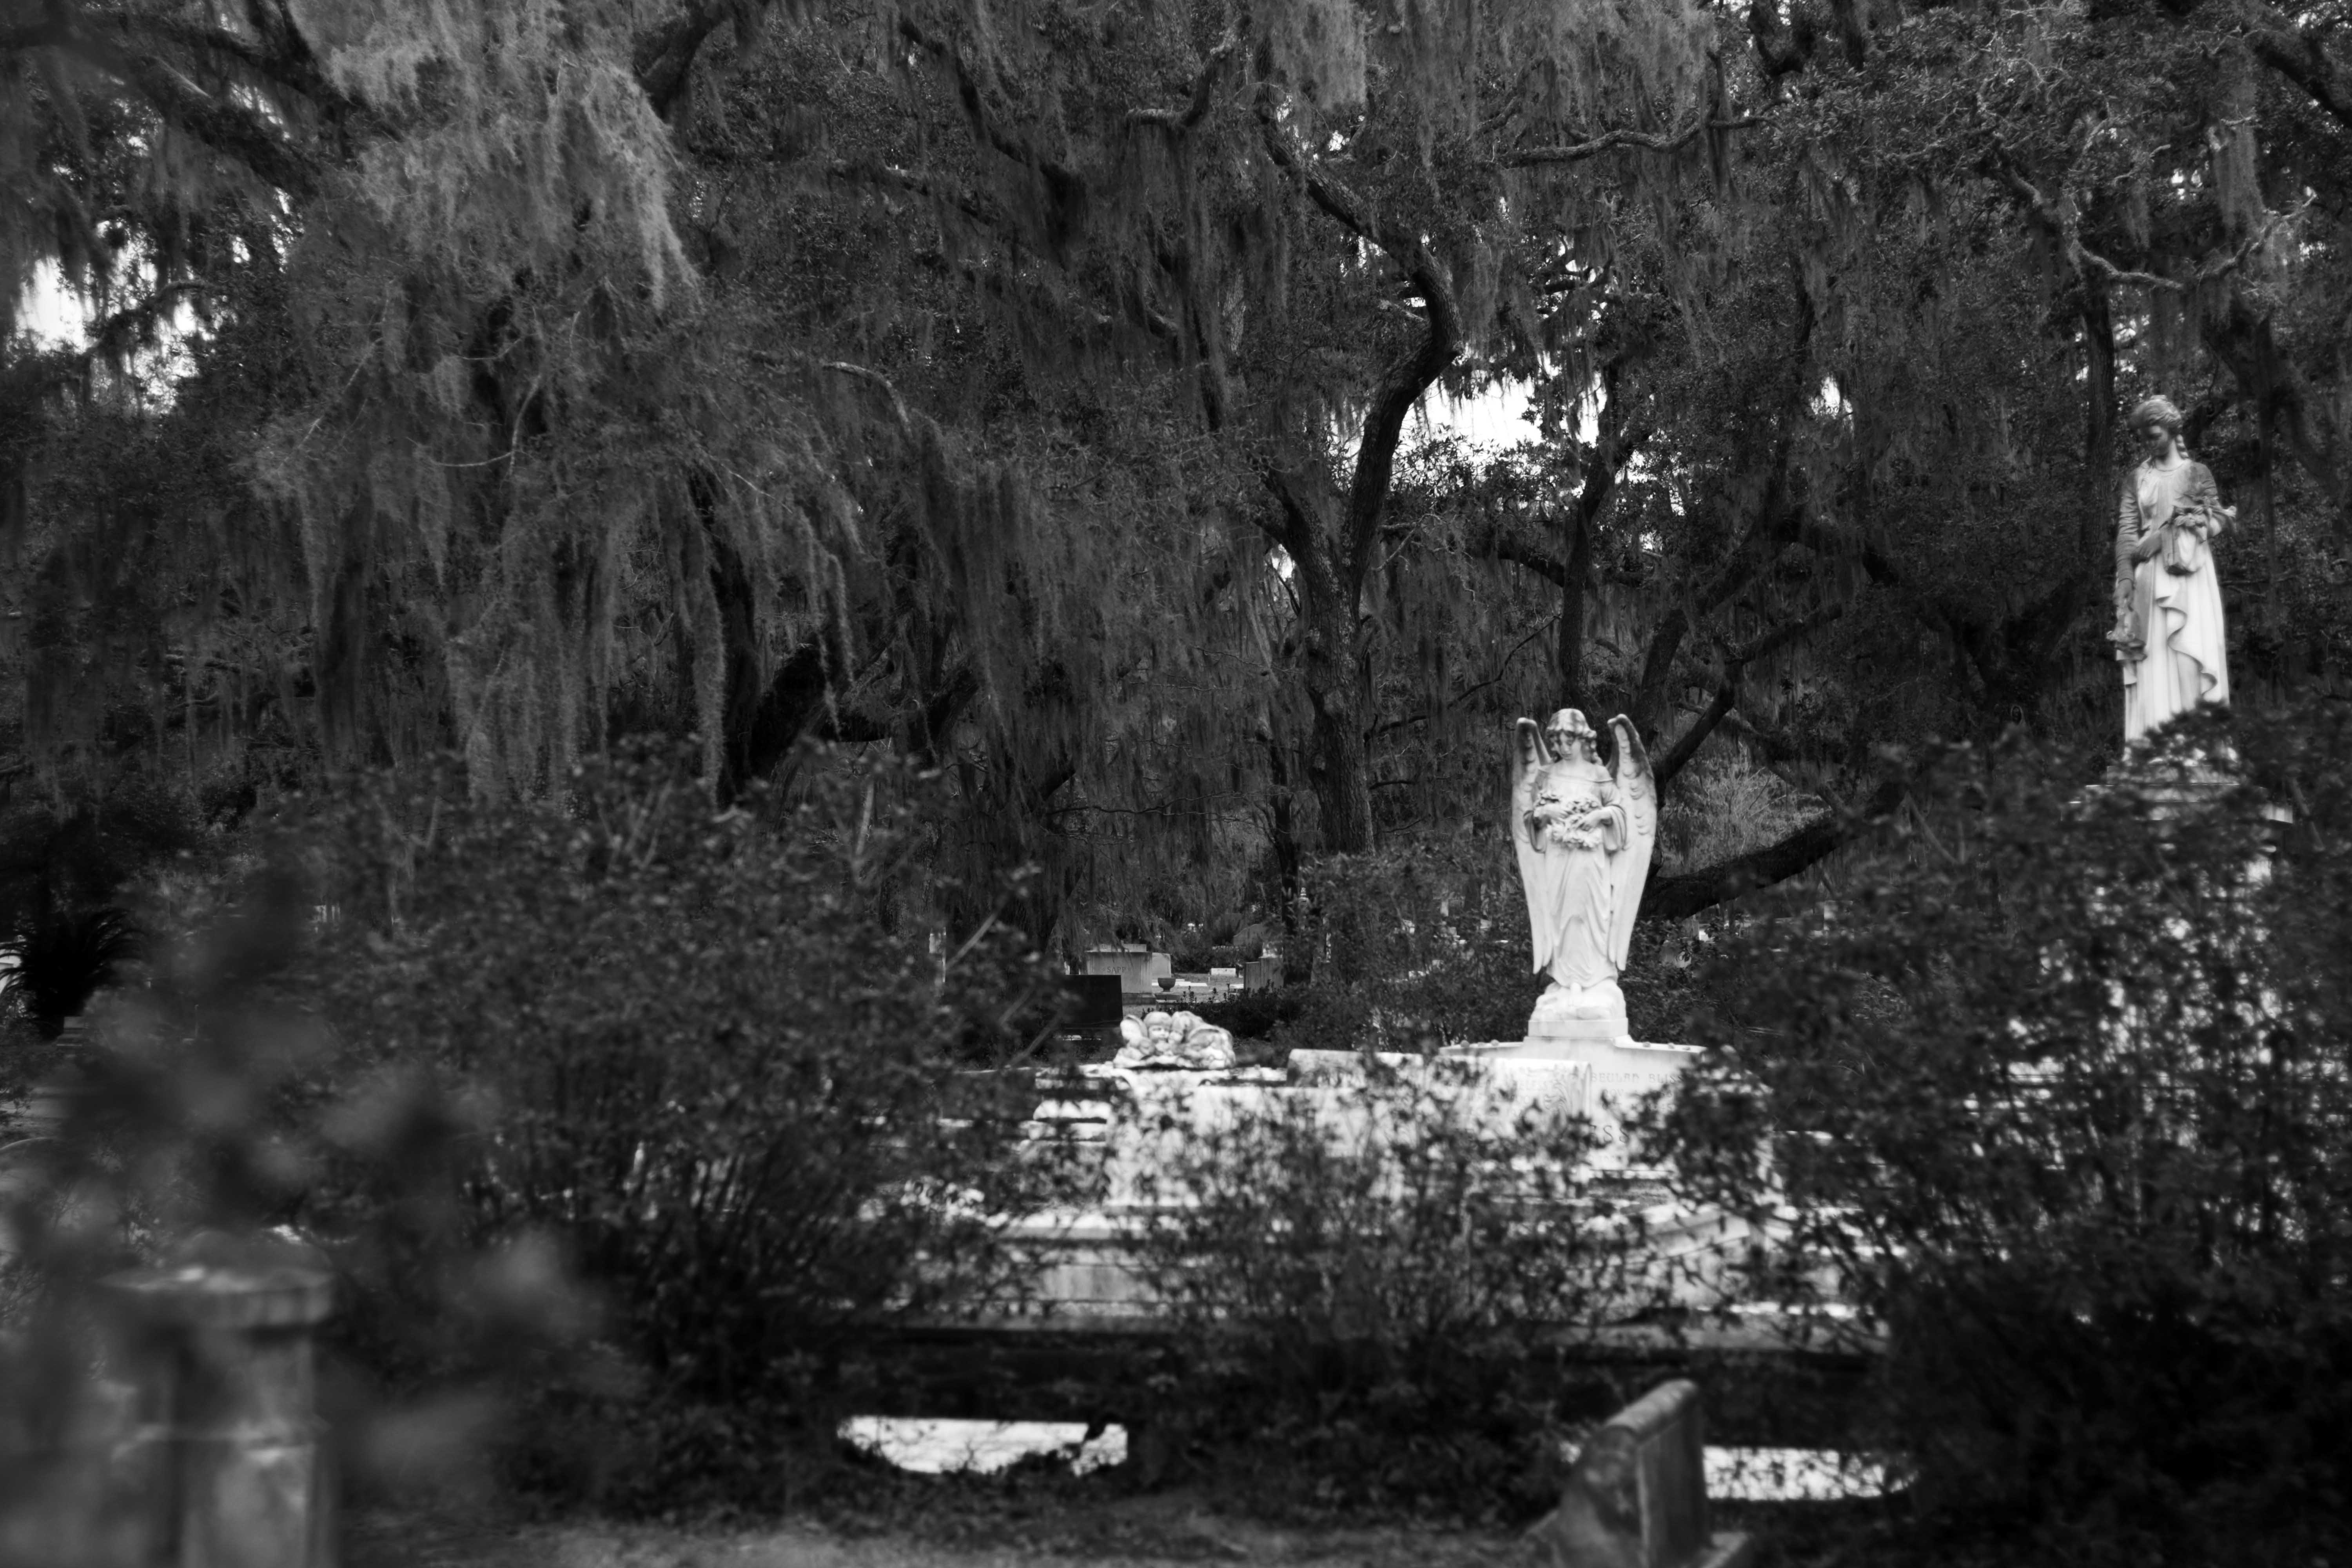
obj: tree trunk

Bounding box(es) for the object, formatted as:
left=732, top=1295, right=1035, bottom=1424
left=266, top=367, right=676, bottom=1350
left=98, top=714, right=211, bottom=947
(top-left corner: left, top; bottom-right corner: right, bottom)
left=1559, top=506, right=1591, bottom=712
left=2082, top=277, right=2118, bottom=571
left=1299, top=571, right=1375, bottom=852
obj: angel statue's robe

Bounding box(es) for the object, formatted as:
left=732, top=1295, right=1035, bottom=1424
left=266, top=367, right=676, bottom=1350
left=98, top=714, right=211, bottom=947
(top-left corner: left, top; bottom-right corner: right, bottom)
left=1511, top=713, right=1655, bottom=1005
left=1526, top=772, right=1630, bottom=991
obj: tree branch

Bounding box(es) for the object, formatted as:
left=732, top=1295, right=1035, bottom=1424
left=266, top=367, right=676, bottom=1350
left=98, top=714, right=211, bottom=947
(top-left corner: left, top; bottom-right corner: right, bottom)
left=1629, top=443, right=1808, bottom=737
left=1128, top=30, right=1238, bottom=131
left=633, top=0, right=750, bottom=117
left=2239, top=4, right=2352, bottom=135
left=1255, top=91, right=1465, bottom=587
left=100, top=42, right=319, bottom=195
left=1747, top=0, right=1812, bottom=83
left=824, top=158, right=1005, bottom=232
left=1651, top=605, right=1843, bottom=792
left=1639, top=773, right=1905, bottom=922
left=898, top=15, right=1088, bottom=221
left=1989, top=154, right=2303, bottom=296
left=1504, top=115, right=1759, bottom=167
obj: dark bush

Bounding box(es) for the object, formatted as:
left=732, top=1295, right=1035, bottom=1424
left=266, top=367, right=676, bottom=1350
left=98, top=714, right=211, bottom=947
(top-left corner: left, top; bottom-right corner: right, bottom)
left=1, top=906, right=139, bottom=1038
left=0, top=788, right=200, bottom=1038
left=294, top=745, right=1083, bottom=1491
left=1131, top=1067, right=1630, bottom=1520
left=1650, top=704, right=2352, bottom=1566
left=1274, top=831, right=1539, bottom=1053
left=1188, top=986, right=1307, bottom=1041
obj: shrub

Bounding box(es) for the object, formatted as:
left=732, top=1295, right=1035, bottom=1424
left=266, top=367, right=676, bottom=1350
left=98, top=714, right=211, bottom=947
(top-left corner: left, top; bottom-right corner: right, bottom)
left=1, top=906, right=139, bottom=1038
left=1650, top=704, right=2352, bottom=1566
left=1188, top=986, right=1307, bottom=1042
left=1130, top=1067, right=1632, bottom=1520
left=1276, top=831, right=1539, bottom=1052
left=291, top=747, right=1085, bottom=1495
left=1265, top=831, right=1718, bottom=1049
left=0, top=788, right=200, bottom=1038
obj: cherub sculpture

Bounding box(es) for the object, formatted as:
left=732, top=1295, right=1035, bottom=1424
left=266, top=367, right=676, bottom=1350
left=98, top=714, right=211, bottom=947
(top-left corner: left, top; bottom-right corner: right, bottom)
left=1112, top=1009, right=1236, bottom=1071
left=1509, top=709, right=1657, bottom=1044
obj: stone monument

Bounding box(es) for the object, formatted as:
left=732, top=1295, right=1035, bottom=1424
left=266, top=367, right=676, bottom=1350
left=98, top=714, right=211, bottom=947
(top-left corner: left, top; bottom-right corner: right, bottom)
left=1406, top=706, right=1698, bottom=1158
left=1510, top=707, right=1657, bottom=1047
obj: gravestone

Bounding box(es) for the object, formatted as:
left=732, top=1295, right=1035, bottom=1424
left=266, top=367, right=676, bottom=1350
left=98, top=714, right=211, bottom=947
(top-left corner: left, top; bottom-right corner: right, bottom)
left=1083, top=947, right=1172, bottom=995
left=1058, top=975, right=1125, bottom=1048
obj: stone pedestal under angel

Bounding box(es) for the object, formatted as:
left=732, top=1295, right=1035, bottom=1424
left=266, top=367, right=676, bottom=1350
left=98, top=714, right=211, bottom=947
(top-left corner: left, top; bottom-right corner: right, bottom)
left=1509, top=709, right=1657, bottom=1045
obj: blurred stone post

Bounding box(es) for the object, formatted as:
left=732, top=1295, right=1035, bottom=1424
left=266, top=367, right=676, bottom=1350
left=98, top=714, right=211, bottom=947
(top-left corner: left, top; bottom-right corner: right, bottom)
left=1528, top=1377, right=1751, bottom=1568
left=102, top=1243, right=336, bottom=1568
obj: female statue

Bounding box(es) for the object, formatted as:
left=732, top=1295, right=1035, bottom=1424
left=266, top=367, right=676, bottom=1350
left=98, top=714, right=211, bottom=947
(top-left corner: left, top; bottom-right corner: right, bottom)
left=2111, top=396, right=2232, bottom=743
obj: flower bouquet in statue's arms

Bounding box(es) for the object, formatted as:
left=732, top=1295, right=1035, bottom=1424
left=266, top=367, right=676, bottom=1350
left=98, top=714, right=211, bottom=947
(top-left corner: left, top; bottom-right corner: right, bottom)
left=2154, top=499, right=2236, bottom=576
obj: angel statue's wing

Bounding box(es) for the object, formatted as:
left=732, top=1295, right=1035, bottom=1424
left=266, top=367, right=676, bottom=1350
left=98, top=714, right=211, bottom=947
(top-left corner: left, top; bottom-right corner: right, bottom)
left=1604, top=715, right=1657, bottom=973
left=1510, top=718, right=1553, bottom=974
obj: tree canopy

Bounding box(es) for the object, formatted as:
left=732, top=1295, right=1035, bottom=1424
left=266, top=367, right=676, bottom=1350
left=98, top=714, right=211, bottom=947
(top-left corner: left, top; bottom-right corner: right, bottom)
left=4, top=0, right=2348, bottom=949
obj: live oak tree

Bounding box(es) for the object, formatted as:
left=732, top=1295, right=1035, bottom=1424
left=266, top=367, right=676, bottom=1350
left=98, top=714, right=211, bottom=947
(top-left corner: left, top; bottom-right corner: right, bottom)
left=7, top=0, right=2350, bottom=946
left=811, top=0, right=1732, bottom=853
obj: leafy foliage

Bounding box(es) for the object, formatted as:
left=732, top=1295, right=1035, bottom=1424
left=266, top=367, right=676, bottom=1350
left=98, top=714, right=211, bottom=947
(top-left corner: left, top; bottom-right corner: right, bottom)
left=295, top=746, right=1082, bottom=1427
left=1651, top=702, right=2352, bottom=1564
left=1131, top=1067, right=1622, bottom=1519
left=0, top=905, right=134, bottom=1039
left=0, top=789, right=198, bottom=1037
left=1273, top=831, right=1538, bottom=1052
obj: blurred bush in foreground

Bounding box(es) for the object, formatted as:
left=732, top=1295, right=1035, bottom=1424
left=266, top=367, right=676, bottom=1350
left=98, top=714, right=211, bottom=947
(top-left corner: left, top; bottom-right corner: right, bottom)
left=0, top=865, right=581, bottom=1559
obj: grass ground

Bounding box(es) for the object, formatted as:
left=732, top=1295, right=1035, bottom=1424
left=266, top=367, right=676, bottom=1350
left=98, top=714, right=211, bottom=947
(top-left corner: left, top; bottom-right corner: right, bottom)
left=345, top=1489, right=1895, bottom=1568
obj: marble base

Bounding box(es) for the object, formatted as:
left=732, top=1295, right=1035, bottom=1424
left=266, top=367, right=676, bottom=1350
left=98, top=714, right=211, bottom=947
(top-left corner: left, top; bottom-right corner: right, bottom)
left=1439, top=1035, right=1701, bottom=1164
left=1526, top=979, right=1632, bottom=1047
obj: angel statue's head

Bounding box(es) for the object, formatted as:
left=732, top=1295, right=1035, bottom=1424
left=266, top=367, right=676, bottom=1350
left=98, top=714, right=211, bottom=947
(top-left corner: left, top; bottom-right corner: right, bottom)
left=1542, top=708, right=1597, bottom=761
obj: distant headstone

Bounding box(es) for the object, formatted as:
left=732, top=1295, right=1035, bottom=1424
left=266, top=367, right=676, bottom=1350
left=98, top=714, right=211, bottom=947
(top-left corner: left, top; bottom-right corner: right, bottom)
left=1084, top=947, right=1172, bottom=993
left=1059, top=976, right=1124, bottom=1043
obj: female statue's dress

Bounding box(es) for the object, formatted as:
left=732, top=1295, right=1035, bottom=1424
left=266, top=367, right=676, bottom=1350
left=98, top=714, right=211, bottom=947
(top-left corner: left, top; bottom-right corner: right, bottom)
left=2115, top=454, right=2229, bottom=742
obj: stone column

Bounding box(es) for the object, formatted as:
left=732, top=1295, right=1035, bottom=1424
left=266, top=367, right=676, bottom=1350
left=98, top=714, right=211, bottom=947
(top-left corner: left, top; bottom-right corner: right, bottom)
left=103, top=1247, right=336, bottom=1568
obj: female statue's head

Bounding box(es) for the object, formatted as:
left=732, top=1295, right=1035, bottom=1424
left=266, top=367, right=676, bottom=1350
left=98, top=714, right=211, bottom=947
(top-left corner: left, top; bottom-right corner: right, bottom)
left=2129, top=395, right=2184, bottom=463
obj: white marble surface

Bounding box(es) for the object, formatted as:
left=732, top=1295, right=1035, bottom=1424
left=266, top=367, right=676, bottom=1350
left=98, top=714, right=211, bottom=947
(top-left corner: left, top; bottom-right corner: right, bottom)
left=840, top=1416, right=1898, bottom=1499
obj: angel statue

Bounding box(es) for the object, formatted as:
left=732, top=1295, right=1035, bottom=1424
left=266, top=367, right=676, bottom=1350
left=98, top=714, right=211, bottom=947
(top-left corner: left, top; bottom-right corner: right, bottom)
left=1509, top=709, right=1657, bottom=1045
